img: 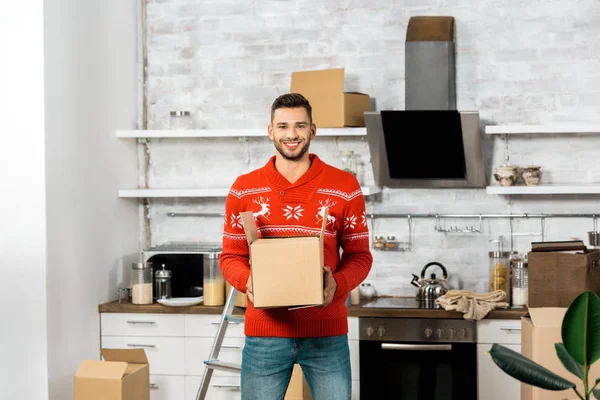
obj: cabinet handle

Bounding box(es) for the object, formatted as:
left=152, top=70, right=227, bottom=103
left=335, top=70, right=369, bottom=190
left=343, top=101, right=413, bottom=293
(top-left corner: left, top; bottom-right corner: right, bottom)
left=127, top=344, right=156, bottom=348
left=212, top=321, right=239, bottom=325
left=221, top=344, right=241, bottom=349
left=212, top=384, right=241, bottom=389
left=149, top=383, right=159, bottom=390
left=500, top=327, right=521, bottom=331
left=382, top=343, right=451, bottom=351
left=127, top=320, right=156, bottom=325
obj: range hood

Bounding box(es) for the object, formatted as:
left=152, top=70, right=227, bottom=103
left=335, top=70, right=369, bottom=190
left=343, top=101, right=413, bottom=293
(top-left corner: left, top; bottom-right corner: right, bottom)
left=365, top=16, right=485, bottom=189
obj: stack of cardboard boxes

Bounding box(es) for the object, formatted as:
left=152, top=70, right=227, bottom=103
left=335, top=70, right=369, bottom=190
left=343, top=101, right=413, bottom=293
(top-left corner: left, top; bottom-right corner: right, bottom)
left=521, top=248, right=600, bottom=399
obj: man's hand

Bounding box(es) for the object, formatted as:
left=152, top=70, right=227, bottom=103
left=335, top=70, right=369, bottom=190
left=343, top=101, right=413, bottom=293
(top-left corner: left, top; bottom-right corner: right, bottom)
left=323, top=266, right=337, bottom=306
left=246, top=274, right=254, bottom=304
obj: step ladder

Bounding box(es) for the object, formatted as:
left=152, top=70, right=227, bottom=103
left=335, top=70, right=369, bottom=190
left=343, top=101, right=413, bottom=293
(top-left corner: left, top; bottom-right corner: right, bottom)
left=195, top=286, right=244, bottom=400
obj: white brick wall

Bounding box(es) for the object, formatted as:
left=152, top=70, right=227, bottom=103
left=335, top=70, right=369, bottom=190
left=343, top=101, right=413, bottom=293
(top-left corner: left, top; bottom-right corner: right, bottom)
left=141, top=0, right=600, bottom=297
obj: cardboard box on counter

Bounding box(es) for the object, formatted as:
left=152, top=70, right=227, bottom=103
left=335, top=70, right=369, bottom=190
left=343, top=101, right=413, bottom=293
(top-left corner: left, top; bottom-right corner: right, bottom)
left=74, top=348, right=149, bottom=400
left=284, top=364, right=312, bottom=400
left=290, top=68, right=370, bottom=128
left=527, top=249, right=600, bottom=307
left=239, top=208, right=326, bottom=309
left=521, top=308, right=600, bottom=400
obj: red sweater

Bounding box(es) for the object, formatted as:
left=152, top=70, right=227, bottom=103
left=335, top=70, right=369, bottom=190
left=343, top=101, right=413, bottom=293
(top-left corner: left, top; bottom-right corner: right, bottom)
left=220, top=154, right=373, bottom=338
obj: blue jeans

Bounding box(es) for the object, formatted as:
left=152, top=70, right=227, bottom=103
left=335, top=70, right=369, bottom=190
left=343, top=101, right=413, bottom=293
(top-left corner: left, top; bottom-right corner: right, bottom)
left=241, top=335, right=351, bottom=400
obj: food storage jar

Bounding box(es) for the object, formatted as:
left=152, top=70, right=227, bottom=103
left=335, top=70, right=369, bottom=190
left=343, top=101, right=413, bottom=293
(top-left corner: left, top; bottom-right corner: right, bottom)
left=340, top=150, right=357, bottom=176
left=169, top=110, right=194, bottom=130
left=489, top=251, right=511, bottom=301
left=131, top=262, right=153, bottom=305
left=511, top=259, right=528, bottom=307
left=203, top=253, right=225, bottom=306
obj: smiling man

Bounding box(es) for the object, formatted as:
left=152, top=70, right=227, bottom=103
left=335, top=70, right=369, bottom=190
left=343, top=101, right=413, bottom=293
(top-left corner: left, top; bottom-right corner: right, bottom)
left=220, top=93, right=373, bottom=400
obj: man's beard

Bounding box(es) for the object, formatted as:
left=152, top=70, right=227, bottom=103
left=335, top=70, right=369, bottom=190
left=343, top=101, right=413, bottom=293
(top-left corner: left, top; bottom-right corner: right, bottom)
left=274, top=140, right=310, bottom=161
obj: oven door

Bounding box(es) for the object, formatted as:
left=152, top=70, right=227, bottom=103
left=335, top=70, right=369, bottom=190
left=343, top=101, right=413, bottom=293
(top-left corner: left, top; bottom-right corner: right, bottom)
left=360, top=340, right=477, bottom=400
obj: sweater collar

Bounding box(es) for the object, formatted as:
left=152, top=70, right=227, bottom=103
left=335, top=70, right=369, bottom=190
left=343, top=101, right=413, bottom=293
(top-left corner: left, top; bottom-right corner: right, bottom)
left=264, top=153, right=326, bottom=190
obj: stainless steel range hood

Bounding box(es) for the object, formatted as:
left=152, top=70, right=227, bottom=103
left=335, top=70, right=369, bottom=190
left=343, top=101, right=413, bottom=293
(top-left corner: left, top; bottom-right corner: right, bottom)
left=365, top=16, right=485, bottom=189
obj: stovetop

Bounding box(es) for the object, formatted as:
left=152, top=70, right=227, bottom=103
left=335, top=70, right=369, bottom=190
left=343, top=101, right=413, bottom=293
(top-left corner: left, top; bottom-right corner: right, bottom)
left=361, top=297, right=443, bottom=310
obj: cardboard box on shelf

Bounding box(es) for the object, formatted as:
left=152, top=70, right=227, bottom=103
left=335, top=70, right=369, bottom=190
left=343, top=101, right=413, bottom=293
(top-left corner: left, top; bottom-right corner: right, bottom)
left=290, top=68, right=370, bottom=128
left=527, top=249, right=600, bottom=307
left=239, top=208, right=327, bottom=309
left=521, top=308, right=600, bottom=400
left=284, top=364, right=312, bottom=400
left=74, top=348, right=149, bottom=400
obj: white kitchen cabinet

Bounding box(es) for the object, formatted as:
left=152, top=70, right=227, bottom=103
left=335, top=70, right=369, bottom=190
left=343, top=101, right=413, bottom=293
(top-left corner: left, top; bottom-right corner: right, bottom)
left=149, top=375, right=185, bottom=400
left=476, top=319, right=522, bottom=400
left=101, top=312, right=359, bottom=399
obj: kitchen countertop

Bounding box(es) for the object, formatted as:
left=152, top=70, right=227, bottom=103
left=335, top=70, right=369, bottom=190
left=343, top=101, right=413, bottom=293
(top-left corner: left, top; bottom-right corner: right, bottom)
left=99, top=298, right=527, bottom=320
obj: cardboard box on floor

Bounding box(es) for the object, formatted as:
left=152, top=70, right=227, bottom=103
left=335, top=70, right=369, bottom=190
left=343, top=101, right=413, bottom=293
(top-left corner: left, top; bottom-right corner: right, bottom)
left=290, top=68, right=370, bottom=128
left=527, top=249, right=600, bottom=307
left=284, top=364, right=312, bottom=400
left=239, top=208, right=327, bottom=309
left=521, top=308, right=600, bottom=400
left=74, top=348, right=149, bottom=400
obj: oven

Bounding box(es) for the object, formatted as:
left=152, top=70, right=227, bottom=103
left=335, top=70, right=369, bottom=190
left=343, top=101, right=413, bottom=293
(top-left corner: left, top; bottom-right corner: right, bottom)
left=359, top=317, right=477, bottom=400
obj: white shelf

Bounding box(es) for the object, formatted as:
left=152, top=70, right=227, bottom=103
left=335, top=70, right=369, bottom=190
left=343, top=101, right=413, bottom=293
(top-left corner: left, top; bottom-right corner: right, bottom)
left=485, top=124, right=600, bottom=135
left=119, top=186, right=381, bottom=198
left=116, top=128, right=366, bottom=138
left=486, top=184, right=600, bottom=195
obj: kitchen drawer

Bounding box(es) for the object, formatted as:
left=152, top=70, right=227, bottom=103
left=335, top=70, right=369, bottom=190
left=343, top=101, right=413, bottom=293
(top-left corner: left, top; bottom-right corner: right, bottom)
left=185, top=314, right=245, bottom=338
left=150, top=375, right=185, bottom=400
left=101, top=336, right=185, bottom=375
left=186, top=376, right=241, bottom=400
left=101, top=313, right=185, bottom=337
left=477, top=319, right=521, bottom=344
left=185, top=337, right=244, bottom=377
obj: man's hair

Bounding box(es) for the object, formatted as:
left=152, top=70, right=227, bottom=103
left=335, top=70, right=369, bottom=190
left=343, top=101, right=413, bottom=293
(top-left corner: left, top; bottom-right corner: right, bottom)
left=270, top=93, right=313, bottom=123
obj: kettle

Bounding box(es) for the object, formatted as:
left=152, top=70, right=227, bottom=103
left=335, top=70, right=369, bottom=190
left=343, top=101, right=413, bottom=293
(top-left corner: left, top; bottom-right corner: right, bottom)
left=410, top=261, right=449, bottom=302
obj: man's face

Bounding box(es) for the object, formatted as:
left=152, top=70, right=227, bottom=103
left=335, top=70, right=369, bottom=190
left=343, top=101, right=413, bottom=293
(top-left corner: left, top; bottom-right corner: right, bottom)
left=268, top=107, right=315, bottom=162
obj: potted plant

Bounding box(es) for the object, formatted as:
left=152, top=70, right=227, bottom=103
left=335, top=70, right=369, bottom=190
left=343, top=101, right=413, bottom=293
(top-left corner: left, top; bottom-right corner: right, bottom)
left=489, top=291, right=600, bottom=400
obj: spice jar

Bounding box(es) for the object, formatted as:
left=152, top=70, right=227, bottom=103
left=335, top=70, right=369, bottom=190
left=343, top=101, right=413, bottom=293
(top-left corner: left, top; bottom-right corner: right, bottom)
left=373, top=236, right=386, bottom=250
left=155, top=264, right=172, bottom=300
left=131, top=262, right=153, bottom=305
left=203, top=253, right=225, bottom=306
left=169, top=110, right=194, bottom=130
left=489, top=251, right=511, bottom=300
left=511, top=259, right=528, bottom=307
left=385, top=236, right=399, bottom=250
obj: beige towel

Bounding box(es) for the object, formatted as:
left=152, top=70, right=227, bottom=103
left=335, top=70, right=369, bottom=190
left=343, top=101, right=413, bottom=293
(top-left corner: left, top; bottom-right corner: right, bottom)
left=435, top=290, right=509, bottom=320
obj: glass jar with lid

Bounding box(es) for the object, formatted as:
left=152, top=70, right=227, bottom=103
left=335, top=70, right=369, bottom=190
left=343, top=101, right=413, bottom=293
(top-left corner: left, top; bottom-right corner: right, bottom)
left=373, top=236, right=386, bottom=250
left=203, top=253, right=225, bottom=306
left=340, top=150, right=357, bottom=176
left=511, top=259, right=528, bottom=307
left=169, top=110, right=194, bottom=130
left=131, top=262, right=153, bottom=305
left=489, top=251, right=511, bottom=301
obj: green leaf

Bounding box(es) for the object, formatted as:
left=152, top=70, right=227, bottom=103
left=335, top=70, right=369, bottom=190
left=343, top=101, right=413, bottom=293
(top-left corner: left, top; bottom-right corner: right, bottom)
left=594, top=388, right=600, bottom=400
left=489, top=344, right=575, bottom=391
left=555, top=343, right=584, bottom=379
left=562, top=291, right=600, bottom=367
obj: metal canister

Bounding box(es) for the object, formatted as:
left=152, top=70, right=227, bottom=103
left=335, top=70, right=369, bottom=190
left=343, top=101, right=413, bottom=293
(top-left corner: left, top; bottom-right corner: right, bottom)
left=155, top=264, right=172, bottom=300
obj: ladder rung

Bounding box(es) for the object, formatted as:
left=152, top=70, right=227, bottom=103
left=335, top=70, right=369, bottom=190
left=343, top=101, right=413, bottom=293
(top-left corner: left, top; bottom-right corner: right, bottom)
left=225, top=315, right=244, bottom=324
left=204, top=360, right=241, bottom=374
